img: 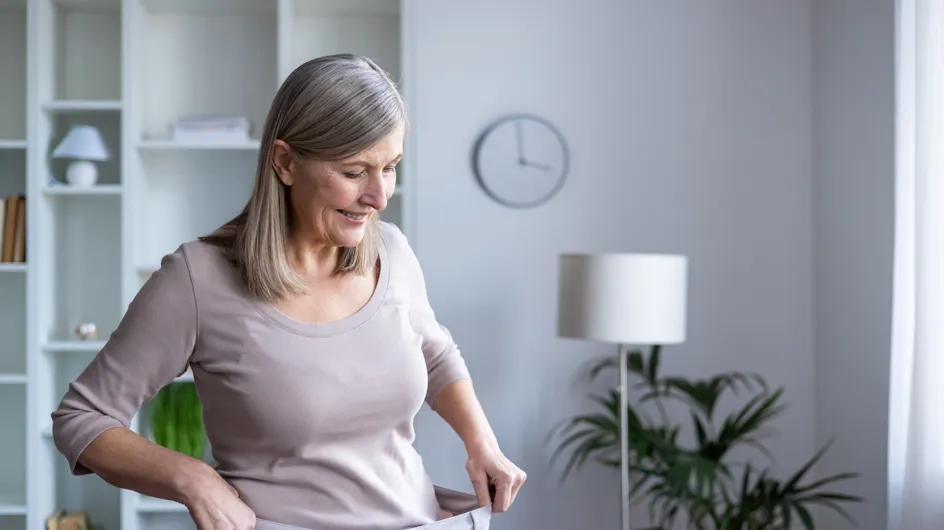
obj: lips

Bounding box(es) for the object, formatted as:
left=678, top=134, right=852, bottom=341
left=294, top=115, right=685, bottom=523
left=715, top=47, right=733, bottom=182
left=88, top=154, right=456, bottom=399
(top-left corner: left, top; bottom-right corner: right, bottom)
left=338, top=210, right=369, bottom=221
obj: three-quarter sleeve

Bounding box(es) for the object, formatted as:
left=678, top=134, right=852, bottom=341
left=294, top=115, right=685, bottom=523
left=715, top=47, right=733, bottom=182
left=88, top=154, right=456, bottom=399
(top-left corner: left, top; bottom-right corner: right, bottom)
left=391, top=225, right=472, bottom=407
left=51, top=245, right=198, bottom=475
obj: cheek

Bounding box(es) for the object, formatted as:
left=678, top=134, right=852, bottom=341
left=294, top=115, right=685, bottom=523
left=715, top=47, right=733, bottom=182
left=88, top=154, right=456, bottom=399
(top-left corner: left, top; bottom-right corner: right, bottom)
left=299, top=177, right=357, bottom=211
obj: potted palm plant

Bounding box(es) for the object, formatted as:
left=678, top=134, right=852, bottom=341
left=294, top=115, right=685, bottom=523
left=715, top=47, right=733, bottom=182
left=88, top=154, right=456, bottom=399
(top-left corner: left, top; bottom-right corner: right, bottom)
left=147, top=381, right=206, bottom=461
left=548, top=346, right=862, bottom=530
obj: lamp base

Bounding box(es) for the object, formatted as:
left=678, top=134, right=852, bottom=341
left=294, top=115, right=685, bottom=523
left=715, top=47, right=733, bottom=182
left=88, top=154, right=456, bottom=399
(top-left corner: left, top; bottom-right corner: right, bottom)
left=66, top=160, right=98, bottom=187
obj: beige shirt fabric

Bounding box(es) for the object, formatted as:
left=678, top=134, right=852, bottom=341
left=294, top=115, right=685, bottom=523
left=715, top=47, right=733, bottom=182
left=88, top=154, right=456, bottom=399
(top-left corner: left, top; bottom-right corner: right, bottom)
left=51, top=221, right=473, bottom=530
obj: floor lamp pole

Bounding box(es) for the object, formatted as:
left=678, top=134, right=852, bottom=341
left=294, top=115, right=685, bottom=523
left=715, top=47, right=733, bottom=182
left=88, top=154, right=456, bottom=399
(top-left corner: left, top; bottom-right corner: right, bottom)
left=619, top=343, right=630, bottom=530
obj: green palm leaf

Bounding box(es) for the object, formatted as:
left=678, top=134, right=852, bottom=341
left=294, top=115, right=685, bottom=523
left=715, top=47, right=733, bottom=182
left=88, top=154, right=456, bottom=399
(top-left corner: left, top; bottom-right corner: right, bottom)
left=548, top=345, right=861, bottom=529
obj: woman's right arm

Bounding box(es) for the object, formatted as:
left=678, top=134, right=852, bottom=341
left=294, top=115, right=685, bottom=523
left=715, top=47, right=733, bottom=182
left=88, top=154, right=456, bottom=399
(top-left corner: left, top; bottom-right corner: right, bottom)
left=74, top=425, right=228, bottom=504
left=50, top=245, right=255, bottom=529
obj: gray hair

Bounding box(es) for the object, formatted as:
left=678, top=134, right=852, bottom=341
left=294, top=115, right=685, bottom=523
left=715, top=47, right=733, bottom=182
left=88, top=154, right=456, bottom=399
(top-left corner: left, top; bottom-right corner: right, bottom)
left=201, top=54, right=407, bottom=303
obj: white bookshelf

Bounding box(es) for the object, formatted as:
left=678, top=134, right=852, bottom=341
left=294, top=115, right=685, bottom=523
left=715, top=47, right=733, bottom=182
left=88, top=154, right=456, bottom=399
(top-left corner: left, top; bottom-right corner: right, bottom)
left=11, top=0, right=417, bottom=529
left=0, top=1, right=29, bottom=530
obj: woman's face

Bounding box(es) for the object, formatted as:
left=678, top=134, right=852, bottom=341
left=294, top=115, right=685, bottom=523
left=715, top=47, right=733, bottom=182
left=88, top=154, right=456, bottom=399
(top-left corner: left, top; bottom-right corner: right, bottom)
left=273, top=124, right=403, bottom=249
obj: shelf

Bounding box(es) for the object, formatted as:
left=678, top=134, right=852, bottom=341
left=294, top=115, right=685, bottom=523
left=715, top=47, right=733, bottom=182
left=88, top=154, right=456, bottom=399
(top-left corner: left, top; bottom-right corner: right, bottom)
left=42, top=184, right=123, bottom=196
left=0, top=374, right=26, bottom=384
left=0, top=263, right=26, bottom=273
left=0, top=140, right=26, bottom=150
left=55, top=0, right=121, bottom=11
left=294, top=0, right=400, bottom=16
left=42, top=100, right=122, bottom=112
left=143, top=0, right=275, bottom=15
left=0, top=488, right=26, bottom=516
left=43, top=340, right=106, bottom=353
left=137, top=4, right=276, bottom=144
left=138, top=138, right=260, bottom=151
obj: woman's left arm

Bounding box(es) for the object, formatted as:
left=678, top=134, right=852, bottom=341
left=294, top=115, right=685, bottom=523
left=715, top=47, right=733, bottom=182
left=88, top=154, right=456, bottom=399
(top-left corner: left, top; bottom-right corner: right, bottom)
left=431, top=379, right=527, bottom=513
left=390, top=224, right=526, bottom=513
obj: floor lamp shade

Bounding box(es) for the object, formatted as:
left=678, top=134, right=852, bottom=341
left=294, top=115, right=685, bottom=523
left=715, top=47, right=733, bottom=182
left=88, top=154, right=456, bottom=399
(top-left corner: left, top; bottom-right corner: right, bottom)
left=557, top=253, right=688, bottom=345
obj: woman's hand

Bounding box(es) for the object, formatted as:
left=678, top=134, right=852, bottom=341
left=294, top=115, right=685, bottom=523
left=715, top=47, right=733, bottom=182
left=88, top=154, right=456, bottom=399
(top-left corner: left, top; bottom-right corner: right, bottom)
left=181, top=465, right=257, bottom=530
left=465, top=439, right=527, bottom=513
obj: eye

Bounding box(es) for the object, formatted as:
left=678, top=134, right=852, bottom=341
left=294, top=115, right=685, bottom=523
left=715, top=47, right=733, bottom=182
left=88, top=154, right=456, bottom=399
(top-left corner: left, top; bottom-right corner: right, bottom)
left=344, top=170, right=364, bottom=179
left=383, top=165, right=397, bottom=175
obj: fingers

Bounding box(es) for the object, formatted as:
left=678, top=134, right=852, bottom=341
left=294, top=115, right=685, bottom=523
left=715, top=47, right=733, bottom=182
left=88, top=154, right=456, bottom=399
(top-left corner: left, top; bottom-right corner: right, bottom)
left=492, top=477, right=512, bottom=513
left=509, top=468, right=527, bottom=506
left=468, top=465, right=492, bottom=508
left=492, top=465, right=527, bottom=513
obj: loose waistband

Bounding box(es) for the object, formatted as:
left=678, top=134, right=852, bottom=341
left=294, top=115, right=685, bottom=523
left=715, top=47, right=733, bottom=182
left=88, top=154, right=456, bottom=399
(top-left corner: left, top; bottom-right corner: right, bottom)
left=254, top=485, right=492, bottom=530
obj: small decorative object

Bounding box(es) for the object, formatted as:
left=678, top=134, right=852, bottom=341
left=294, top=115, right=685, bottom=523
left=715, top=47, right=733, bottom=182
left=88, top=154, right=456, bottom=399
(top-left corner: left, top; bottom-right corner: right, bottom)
left=148, top=381, right=206, bottom=460
left=52, top=125, right=110, bottom=187
left=73, top=321, right=98, bottom=341
left=472, top=113, right=569, bottom=208
left=45, top=508, right=100, bottom=530
left=171, top=114, right=251, bottom=144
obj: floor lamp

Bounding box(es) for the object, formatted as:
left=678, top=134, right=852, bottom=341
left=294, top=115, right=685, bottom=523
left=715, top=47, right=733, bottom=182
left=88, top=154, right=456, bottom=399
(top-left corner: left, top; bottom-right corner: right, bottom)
left=557, top=253, right=688, bottom=530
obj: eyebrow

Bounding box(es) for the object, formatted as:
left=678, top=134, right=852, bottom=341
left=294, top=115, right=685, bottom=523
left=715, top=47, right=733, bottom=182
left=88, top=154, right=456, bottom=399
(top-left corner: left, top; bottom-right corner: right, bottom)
left=343, top=154, right=402, bottom=168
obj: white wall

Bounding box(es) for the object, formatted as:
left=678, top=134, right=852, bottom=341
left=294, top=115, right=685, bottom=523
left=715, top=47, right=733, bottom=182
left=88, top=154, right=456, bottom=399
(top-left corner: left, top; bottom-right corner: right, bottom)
left=407, top=1, right=817, bottom=528
left=812, top=1, right=895, bottom=529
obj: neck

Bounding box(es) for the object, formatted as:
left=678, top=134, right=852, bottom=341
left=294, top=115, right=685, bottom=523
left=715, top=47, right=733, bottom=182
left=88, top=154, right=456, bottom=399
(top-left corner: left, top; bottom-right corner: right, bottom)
left=287, top=229, right=339, bottom=278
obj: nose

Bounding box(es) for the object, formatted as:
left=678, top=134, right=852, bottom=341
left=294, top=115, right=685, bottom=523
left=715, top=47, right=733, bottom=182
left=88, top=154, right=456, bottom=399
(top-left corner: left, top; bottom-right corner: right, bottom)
left=360, top=171, right=388, bottom=211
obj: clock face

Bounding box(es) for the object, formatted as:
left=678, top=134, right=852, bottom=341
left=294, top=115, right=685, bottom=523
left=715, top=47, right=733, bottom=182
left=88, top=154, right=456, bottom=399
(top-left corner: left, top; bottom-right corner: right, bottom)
left=473, top=114, right=569, bottom=208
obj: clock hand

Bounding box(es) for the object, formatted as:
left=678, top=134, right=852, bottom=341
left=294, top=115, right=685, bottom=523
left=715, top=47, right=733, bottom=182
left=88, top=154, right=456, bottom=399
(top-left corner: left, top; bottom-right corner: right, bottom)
left=515, top=121, right=525, bottom=165
left=523, top=159, right=552, bottom=171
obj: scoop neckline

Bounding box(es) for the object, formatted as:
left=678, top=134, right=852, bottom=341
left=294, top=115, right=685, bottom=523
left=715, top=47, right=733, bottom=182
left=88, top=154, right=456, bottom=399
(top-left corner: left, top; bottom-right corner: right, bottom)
left=252, top=235, right=390, bottom=338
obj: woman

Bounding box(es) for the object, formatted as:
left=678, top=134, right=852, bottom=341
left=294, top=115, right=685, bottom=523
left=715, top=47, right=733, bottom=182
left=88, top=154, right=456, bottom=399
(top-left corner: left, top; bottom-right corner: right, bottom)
left=50, top=54, right=525, bottom=530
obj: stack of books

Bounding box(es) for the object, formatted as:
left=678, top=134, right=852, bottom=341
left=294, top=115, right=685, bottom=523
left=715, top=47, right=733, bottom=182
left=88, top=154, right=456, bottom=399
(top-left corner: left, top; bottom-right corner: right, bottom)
left=172, top=115, right=252, bottom=144
left=0, top=193, right=25, bottom=263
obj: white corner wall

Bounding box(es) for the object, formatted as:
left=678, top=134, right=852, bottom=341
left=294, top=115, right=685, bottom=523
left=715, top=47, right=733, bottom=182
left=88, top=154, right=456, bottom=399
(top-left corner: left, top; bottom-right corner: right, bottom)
left=407, top=1, right=815, bottom=529
left=812, top=0, right=896, bottom=529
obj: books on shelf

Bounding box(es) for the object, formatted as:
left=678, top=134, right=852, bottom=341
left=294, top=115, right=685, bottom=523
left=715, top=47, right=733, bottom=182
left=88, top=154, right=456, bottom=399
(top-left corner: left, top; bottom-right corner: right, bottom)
left=0, top=194, right=25, bottom=263
left=171, top=115, right=252, bottom=144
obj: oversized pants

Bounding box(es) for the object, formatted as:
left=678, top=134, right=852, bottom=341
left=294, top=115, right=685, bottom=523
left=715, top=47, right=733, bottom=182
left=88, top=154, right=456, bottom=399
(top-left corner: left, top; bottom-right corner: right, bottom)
left=254, top=485, right=492, bottom=530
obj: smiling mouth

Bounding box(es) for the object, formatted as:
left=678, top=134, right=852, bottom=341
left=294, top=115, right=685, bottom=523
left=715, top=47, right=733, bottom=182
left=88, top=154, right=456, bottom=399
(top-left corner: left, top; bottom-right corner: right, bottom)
left=338, top=210, right=370, bottom=221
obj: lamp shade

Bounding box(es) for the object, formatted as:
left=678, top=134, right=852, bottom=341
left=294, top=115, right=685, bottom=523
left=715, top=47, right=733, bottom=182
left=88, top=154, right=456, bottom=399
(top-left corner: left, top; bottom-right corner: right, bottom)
left=52, top=125, right=109, bottom=161
left=557, top=253, right=688, bottom=345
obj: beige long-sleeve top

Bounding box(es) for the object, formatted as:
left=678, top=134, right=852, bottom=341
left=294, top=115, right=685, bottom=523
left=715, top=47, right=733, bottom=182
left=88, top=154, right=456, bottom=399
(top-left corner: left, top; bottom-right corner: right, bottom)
left=50, top=221, right=472, bottom=530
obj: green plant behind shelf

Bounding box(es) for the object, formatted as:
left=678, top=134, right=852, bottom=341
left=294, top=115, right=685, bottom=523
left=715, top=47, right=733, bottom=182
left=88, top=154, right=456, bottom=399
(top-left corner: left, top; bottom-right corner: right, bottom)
left=548, top=345, right=863, bottom=530
left=148, top=381, right=205, bottom=461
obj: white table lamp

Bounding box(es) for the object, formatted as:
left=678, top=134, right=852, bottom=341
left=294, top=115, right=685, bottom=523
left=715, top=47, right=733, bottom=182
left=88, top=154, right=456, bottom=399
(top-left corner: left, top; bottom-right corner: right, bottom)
left=557, top=253, right=688, bottom=530
left=52, top=125, right=109, bottom=187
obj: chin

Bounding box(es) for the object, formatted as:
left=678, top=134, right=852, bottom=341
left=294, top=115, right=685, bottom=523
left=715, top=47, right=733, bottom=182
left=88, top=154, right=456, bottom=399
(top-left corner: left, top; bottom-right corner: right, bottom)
left=331, top=226, right=368, bottom=248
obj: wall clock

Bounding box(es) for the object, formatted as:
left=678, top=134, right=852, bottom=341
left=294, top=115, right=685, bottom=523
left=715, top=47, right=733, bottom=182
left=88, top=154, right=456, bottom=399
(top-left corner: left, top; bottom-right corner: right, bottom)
left=472, top=113, right=570, bottom=208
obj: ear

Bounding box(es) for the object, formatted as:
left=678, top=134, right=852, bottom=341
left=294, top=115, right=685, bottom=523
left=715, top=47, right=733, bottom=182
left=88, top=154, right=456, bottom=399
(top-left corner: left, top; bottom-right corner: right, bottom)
left=272, top=139, right=295, bottom=186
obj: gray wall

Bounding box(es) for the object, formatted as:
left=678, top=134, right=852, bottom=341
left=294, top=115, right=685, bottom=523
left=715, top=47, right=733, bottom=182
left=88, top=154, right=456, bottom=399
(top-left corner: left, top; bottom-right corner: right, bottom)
left=812, top=1, right=896, bottom=529
left=408, top=1, right=817, bottom=528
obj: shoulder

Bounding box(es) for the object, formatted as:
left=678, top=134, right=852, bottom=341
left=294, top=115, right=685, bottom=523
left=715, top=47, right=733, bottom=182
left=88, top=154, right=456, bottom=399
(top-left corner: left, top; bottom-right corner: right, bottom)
left=148, top=239, right=238, bottom=292
left=177, top=239, right=236, bottom=275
